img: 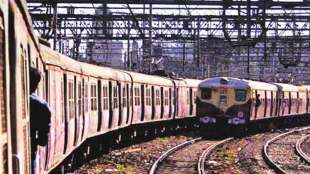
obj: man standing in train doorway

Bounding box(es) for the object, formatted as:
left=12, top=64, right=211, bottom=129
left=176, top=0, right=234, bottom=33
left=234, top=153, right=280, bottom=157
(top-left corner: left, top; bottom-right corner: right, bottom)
left=29, top=67, right=51, bottom=174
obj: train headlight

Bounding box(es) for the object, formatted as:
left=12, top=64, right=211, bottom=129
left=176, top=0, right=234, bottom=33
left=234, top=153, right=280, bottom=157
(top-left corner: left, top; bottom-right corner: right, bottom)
left=199, top=116, right=216, bottom=124
left=228, top=117, right=246, bottom=125
left=232, top=117, right=239, bottom=125
left=200, top=117, right=210, bottom=123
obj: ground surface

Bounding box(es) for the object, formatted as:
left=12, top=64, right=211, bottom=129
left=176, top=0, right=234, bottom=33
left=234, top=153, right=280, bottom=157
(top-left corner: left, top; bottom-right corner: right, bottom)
left=74, top=127, right=310, bottom=174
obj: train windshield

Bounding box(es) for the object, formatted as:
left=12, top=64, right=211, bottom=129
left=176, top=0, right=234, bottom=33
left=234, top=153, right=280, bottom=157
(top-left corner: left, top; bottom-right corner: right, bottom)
left=201, top=88, right=212, bottom=100
left=235, top=89, right=247, bottom=101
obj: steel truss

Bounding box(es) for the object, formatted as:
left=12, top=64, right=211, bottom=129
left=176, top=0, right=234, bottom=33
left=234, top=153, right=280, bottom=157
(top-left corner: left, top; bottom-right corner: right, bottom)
left=27, top=0, right=310, bottom=83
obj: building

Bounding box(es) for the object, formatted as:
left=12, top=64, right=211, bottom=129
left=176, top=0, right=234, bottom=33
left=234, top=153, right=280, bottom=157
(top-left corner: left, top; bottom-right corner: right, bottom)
left=84, top=5, right=124, bottom=68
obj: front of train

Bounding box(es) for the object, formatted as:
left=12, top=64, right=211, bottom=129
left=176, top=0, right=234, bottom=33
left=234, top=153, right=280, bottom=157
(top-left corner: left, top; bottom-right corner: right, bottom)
left=196, top=77, right=251, bottom=132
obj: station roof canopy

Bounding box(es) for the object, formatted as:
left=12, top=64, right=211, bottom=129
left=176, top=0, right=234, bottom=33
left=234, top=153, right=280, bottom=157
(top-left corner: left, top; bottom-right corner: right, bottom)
left=27, top=0, right=310, bottom=6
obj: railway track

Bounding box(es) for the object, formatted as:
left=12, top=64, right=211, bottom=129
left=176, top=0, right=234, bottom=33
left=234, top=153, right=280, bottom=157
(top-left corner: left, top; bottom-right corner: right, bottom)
left=263, top=127, right=310, bottom=174
left=296, top=134, right=310, bottom=164
left=197, top=138, right=233, bottom=174
left=149, top=137, right=232, bottom=174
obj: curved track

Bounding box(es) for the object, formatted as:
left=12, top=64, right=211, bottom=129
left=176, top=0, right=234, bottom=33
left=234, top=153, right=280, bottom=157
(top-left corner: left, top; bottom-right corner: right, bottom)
left=149, top=137, right=232, bottom=174
left=296, top=134, right=310, bottom=164
left=263, top=127, right=310, bottom=174
left=197, top=138, right=233, bottom=174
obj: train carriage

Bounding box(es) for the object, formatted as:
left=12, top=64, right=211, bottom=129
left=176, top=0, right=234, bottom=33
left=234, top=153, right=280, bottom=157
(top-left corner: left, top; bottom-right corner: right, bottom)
left=244, top=80, right=279, bottom=121
left=197, top=77, right=310, bottom=133
left=183, top=79, right=201, bottom=117
left=5, top=0, right=310, bottom=173
left=124, top=71, right=175, bottom=124
left=274, top=83, right=305, bottom=116
left=0, top=1, right=9, bottom=173
left=173, top=80, right=187, bottom=119
left=8, top=0, right=46, bottom=173
left=197, top=77, right=279, bottom=126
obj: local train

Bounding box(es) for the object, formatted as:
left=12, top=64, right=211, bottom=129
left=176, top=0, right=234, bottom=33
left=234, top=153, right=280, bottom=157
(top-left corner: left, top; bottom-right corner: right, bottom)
left=197, top=77, right=310, bottom=131
left=0, top=1, right=201, bottom=173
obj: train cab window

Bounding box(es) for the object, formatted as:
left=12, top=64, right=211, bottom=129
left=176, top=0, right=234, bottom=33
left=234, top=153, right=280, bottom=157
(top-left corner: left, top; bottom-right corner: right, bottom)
left=235, top=89, right=247, bottom=102
left=146, top=88, right=151, bottom=106
left=134, top=87, right=140, bottom=106
left=122, top=87, right=127, bottom=108
left=90, top=83, right=97, bottom=111
left=113, top=86, right=118, bottom=108
left=102, top=85, right=108, bottom=110
left=201, top=88, right=212, bottom=100
left=164, top=90, right=169, bottom=106
left=68, top=80, right=75, bottom=118
left=156, top=89, right=161, bottom=105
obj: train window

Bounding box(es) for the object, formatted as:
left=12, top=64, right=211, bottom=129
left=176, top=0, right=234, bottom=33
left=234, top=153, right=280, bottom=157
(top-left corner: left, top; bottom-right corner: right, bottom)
left=90, top=83, right=97, bottom=111
left=102, top=85, right=108, bottom=110
left=220, top=95, right=227, bottom=104
left=78, top=82, right=82, bottom=116
left=84, top=84, right=89, bottom=113
left=130, top=87, right=133, bottom=106
left=0, top=16, right=6, bottom=133
left=134, top=87, right=140, bottom=106
left=201, top=88, right=212, bottom=100
left=156, top=89, right=160, bottom=105
left=68, top=80, right=75, bottom=118
left=122, top=87, right=127, bottom=108
left=186, top=90, right=189, bottom=104
left=146, top=88, right=151, bottom=106
left=164, top=90, right=169, bottom=106
left=2, top=144, right=8, bottom=173
left=61, top=77, right=65, bottom=122
left=235, top=89, right=247, bottom=102
left=193, top=91, right=197, bottom=102
left=113, top=86, right=118, bottom=108
left=20, top=46, right=27, bottom=119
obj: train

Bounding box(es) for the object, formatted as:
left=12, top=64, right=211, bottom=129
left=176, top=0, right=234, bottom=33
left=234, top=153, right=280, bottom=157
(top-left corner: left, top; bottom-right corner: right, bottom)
left=2, top=1, right=310, bottom=174
left=0, top=1, right=201, bottom=173
left=197, top=77, right=310, bottom=133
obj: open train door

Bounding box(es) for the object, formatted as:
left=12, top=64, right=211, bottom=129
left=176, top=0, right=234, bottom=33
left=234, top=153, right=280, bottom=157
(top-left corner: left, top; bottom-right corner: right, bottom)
left=8, top=2, right=36, bottom=173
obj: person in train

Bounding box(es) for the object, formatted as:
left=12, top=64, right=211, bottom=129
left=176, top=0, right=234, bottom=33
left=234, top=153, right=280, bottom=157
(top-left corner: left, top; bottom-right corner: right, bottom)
left=29, top=67, right=51, bottom=174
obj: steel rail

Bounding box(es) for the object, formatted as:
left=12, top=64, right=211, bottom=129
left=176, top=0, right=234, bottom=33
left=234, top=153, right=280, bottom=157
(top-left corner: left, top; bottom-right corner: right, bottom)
left=296, top=134, right=310, bottom=164
left=149, top=137, right=202, bottom=174
left=263, top=127, right=310, bottom=174
left=197, top=138, right=233, bottom=174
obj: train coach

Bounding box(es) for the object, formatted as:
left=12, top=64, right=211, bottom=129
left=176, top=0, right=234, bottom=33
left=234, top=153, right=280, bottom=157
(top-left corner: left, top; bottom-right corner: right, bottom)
left=32, top=44, right=201, bottom=173
left=197, top=77, right=310, bottom=133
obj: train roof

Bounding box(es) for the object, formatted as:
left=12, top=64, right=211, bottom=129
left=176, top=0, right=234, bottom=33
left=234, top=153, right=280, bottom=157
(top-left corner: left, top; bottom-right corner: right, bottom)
left=40, top=45, right=131, bottom=81
left=244, top=80, right=278, bottom=91
left=199, top=77, right=247, bottom=89
left=183, top=79, right=202, bottom=88
left=199, top=77, right=278, bottom=91
left=40, top=45, right=82, bottom=73
left=302, top=85, right=310, bottom=91
left=273, top=83, right=300, bottom=92
left=121, top=70, right=174, bottom=86
left=41, top=45, right=202, bottom=85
